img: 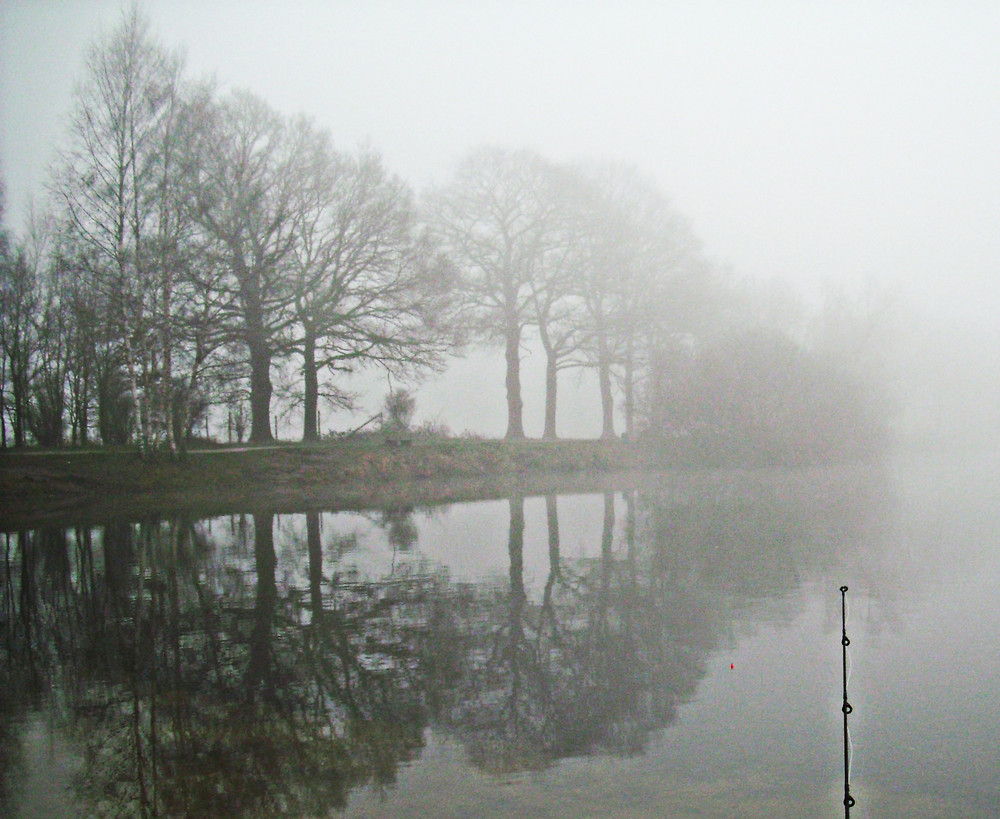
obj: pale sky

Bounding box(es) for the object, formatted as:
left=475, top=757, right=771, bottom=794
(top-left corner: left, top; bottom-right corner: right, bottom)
left=2, top=1, right=999, bottom=436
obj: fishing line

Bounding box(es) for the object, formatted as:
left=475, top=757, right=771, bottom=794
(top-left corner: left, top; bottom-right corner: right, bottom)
left=840, top=585, right=855, bottom=816
left=843, top=591, right=851, bottom=686
left=843, top=592, right=853, bottom=781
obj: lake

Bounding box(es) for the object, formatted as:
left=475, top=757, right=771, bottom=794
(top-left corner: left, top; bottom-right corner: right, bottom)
left=2, top=447, right=999, bottom=817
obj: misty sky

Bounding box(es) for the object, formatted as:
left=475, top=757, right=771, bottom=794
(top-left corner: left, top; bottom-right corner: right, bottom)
left=2, top=1, right=999, bottom=435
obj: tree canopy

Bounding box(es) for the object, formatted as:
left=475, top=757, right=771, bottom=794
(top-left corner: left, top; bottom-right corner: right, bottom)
left=0, top=7, right=895, bottom=460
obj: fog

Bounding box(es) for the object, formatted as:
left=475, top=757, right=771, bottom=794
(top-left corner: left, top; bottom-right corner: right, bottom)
left=3, top=0, right=999, bottom=440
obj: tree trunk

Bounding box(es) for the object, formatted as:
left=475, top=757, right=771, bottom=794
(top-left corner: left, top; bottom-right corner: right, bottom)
left=536, top=316, right=559, bottom=439
left=302, top=326, right=319, bottom=442
left=98, top=365, right=132, bottom=446
left=623, top=339, right=635, bottom=440
left=543, top=350, right=558, bottom=440
left=504, top=320, right=525, bottom=439
left=598, top=342, right=615, bottom=439
left=161, top=320, right=176, bottom=456
left=76, top=376, right=90, bottom=446
left=12, top=384, right=26, bottom=447
left=247, top=327, right=274, bottom=444
left=11, top=347, right=29, bottom=447
left=243, top=267, right=275, bottom=444
left=121, top=334, right=148, bottom=455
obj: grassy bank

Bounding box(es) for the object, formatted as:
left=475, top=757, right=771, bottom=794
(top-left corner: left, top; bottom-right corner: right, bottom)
left=0, top=438, right=643, bottom=530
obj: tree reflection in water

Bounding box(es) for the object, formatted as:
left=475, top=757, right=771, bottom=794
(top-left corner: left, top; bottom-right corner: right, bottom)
left=3, top=514, right=431, bottom=816
left=430, top=490, right=713, bottom=774
left=1, top=469, right=886, bottom=815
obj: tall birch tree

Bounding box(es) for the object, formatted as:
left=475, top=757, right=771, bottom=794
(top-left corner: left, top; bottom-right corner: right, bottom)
left=55, top=4, right=187, bottom=454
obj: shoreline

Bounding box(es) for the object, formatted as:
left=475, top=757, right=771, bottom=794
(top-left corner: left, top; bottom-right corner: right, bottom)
left=0, top=437, right=888, bottom=531
left=0, top=438, right=642, bottom=530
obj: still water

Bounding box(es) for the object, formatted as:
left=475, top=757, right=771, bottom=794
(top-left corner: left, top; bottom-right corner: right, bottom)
left=2, top=449, right=999, bottom=817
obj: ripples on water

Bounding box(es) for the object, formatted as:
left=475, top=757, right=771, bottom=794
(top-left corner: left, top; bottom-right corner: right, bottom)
left=2, top=455, right=998, bottom=817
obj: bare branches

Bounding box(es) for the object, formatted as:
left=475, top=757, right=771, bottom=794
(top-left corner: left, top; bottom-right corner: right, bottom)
left=289, top=144, right=456, bottom=440
left=426, top=148, right=570, bottom=438
left=50, top=5, right=205, bottom=454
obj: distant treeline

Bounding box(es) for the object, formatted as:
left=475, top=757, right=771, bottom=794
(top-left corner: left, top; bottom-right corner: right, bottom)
left=0, top=7, right=893, bottom=462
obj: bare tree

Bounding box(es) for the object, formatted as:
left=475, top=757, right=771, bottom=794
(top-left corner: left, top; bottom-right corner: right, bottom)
left=574, top=180, right=623, bottom=439
left=576, top=164, right=710, bottom=439
left=28, top=260, right=70, bottom=447
left=0, top=178, right=8, bottom=446
left=54, top=5, right=188, bottom=454
left=190, top=92, right=315, bottom=443
left=427, top=148, right=564, bottom=439
left=0, top=241, right=37, bottom=446
left=0, top=204, right=70, bottom=447
left=526, top=169, right=593, bottom=439
left=289, top=143, right=454, bottom=441
left=149, top=82, right=233, bottom=450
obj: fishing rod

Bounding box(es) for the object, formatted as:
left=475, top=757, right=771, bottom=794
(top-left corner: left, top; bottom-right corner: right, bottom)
left=840, top=585, right=855, bottom=817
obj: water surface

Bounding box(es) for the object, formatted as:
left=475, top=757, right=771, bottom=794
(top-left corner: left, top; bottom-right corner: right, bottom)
left=2, top=450, right=998, bottom=817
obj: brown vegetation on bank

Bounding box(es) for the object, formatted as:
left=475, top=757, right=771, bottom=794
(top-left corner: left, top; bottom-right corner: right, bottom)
left=0, top=439, right=643, bottom=530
